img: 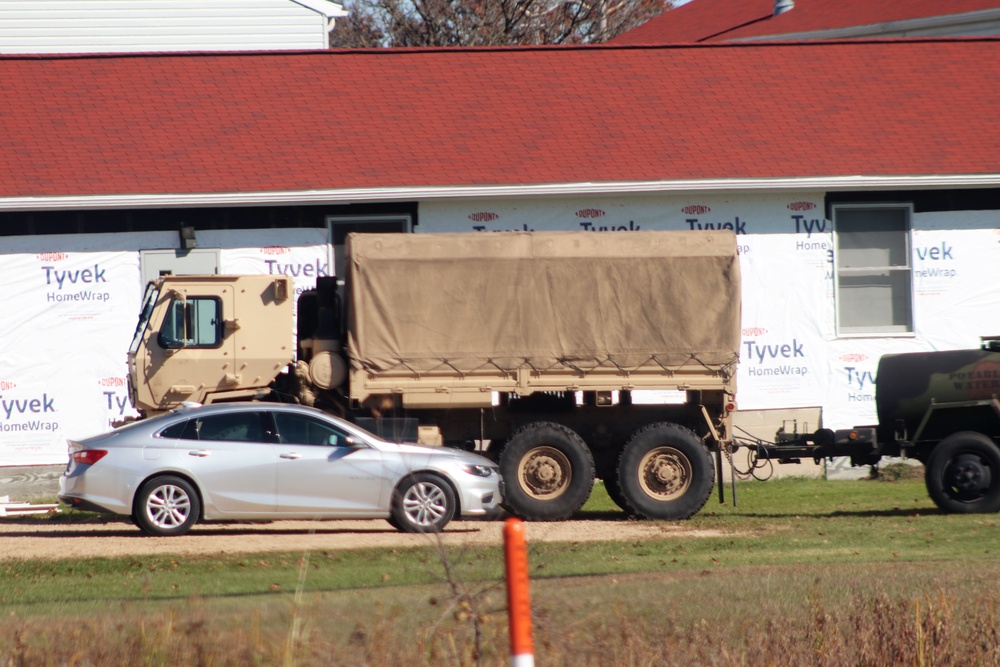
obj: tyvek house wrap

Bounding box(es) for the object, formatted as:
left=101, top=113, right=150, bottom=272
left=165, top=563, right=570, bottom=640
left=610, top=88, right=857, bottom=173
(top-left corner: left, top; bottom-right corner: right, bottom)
left=346, top=230, right=741, bottom=377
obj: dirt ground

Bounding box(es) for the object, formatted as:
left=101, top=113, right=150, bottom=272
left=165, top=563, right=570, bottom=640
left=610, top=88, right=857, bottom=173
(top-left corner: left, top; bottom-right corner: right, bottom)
left=0, top=516, right=725, bottom=561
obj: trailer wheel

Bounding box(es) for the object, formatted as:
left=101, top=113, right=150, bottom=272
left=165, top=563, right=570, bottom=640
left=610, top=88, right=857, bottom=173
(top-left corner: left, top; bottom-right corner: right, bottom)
left=500, top=422, right=594, bottom=521
left=618, top=422, right=714, bottom=520
left=925, top=432, right=1000, bottom=514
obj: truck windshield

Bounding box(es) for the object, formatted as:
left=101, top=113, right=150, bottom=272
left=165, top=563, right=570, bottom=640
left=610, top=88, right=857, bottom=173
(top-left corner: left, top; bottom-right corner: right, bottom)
left=129, top=282, right=160, bottom=355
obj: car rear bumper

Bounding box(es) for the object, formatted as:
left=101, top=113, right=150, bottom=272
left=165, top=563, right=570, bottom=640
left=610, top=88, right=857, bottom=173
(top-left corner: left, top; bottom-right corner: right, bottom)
left=59, top=471, right=133, bottom=516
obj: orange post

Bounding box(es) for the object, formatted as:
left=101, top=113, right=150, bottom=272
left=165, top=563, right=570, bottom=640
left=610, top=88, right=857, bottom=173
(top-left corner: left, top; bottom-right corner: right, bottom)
left=503, top=517, right=535, bottom=667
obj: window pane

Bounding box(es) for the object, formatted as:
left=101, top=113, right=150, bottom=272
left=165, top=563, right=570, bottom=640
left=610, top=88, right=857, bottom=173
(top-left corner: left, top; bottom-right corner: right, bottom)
left=836, top=209, right=908, bottom=268
left=274, top=413, right=347, bottom=446
left=196, top=413, right=263, bottom=442
left=159, top=420, right=193, bottom=440
left=157, top=297, right=221, bottom=348
left=189, top=299, right=220, bottom=346
left=837, top=269, right=912, bottom=332
left=158, top=301, right=186, bottom=347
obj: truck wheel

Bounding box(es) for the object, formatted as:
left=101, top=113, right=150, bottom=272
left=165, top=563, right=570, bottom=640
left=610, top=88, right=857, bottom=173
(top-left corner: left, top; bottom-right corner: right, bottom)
left=133, top=475, right=201, bottom=536
left=925, top=432, right=1000, bottom=514
left=617, top=423, right=714, bottom=520
left=500, top=422, right=594, bottom=521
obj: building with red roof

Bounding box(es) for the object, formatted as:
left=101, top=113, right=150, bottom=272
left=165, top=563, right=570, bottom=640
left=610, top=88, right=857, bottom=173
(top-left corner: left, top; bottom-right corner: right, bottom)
left=1, top=38, right=999, bottom=471
left=615, top=0, right=1000, bottom=44
left=3, top=40, right=998, bottom=203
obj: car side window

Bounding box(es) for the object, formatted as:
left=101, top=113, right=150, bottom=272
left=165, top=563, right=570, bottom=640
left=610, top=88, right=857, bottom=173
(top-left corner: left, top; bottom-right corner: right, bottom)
left=192, top=413, right=264, bottom=442
left=273, top=412, right=351, bottom=447
left=158, top=420, right=195, bottom=440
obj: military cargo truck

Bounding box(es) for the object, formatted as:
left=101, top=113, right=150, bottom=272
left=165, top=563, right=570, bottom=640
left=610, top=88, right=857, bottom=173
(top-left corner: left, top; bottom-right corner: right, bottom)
left=753, top=339, right=1000, bottom=513
left=127, top=230, right=741, bottom=522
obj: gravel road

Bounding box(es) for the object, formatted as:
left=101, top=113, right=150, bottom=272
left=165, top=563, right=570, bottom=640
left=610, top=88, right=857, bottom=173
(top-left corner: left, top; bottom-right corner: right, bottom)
left=0, top=516, right=724, bottom=561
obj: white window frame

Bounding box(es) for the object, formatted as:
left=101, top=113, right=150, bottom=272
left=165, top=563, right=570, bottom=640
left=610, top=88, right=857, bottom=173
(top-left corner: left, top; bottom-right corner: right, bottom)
left=833, top=203, right=915, bottom=337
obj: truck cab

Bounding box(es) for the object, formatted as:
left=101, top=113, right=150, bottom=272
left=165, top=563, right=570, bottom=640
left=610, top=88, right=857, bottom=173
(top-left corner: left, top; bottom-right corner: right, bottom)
left=128, top=275, right=295, bottom=416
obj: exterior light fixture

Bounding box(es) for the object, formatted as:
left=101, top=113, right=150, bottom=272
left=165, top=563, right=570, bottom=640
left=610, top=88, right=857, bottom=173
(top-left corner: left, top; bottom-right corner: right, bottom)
left=179, top=225, right=198, bottom=250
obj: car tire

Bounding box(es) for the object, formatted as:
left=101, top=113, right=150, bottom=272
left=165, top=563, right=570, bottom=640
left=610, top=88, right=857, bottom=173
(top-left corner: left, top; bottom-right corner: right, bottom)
left=133, top=475, right=201, bottom=536
left=390, top=473, right=456, bottom=533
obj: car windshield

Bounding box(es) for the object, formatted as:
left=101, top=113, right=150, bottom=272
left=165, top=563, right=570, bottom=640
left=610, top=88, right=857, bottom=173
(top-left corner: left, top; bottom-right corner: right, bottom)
left=128, top=282, right=160, bottom=355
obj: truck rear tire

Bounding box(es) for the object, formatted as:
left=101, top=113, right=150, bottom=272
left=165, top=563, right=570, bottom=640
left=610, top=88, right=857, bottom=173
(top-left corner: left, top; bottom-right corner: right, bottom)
left=500, top=422, right=595, bottom=521
left=617, top=422, right=714, bottom=520
left=925, top=432, right=1000, bottom=514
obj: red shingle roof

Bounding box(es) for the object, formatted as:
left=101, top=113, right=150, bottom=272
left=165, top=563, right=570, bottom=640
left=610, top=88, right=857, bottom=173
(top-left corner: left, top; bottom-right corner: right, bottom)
left=2, top=39, right=1000, bottom=200
left=613, top=0, right=774, bottom=44
left=614, top=0, right=1000, bottom=44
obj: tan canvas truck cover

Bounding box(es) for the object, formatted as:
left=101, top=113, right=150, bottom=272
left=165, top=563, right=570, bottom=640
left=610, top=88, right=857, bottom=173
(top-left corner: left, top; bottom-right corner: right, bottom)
left=346, top=231, right=741, bottom=407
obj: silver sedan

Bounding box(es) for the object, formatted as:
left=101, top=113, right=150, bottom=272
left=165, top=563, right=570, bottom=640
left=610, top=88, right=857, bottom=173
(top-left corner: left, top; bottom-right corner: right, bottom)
left=59, top=403, right=502, bottom=536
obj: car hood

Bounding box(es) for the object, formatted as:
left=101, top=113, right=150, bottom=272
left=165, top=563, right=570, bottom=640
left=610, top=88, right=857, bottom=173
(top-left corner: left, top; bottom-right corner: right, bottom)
left=379, top=441, right=494, bottom=466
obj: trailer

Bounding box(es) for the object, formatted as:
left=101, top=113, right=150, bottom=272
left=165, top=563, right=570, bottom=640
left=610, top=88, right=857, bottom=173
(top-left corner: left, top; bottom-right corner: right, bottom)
left=746, top=338, right=1000, bottom=513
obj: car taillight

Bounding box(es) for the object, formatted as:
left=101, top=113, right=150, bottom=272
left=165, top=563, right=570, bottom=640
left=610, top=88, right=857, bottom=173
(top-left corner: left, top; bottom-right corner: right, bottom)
left=72, top=450, right=108, bottom=465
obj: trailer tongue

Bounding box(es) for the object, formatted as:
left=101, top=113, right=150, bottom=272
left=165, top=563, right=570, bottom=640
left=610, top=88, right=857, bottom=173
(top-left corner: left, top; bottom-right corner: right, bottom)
left=744, top=339, right=1000, bottom=514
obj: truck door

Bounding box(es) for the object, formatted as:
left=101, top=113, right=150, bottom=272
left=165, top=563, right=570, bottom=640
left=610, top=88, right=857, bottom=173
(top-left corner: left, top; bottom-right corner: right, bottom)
left=143, top=282, right=238, bottom=407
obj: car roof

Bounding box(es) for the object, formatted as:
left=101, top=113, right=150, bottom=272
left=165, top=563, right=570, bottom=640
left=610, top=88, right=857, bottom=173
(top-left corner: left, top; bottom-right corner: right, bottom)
left=171, top=401, right=328, bottom=417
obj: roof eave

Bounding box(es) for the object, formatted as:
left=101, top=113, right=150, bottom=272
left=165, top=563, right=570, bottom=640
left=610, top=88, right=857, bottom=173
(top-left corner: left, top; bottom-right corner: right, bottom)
left=3, top=174, right=999, bottom=212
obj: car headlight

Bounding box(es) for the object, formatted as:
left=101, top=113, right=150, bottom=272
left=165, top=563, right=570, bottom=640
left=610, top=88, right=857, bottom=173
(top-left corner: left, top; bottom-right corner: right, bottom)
left=461, top=463, right=494, bottom=477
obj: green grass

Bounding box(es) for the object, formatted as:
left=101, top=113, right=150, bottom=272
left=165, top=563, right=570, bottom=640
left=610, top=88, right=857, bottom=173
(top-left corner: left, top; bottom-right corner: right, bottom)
left=6, top=476, right=999, bottom=607
left=6, top=476, right=1000, bottom=665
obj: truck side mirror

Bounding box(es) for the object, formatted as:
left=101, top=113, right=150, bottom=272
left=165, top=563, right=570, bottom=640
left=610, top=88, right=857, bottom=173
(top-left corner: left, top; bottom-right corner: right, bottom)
left=158, top=291, right=189, bottom=350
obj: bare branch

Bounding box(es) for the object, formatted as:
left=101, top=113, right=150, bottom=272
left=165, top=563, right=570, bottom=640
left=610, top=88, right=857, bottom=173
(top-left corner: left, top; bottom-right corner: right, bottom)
left=330, top=0, right=673, bottom=47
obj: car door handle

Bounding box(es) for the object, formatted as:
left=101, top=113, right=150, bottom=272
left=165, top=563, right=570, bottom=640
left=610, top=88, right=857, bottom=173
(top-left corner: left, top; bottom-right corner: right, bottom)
left=188, top=450, right=211, bottom=457
left=279, top=452, right=302, bottom=460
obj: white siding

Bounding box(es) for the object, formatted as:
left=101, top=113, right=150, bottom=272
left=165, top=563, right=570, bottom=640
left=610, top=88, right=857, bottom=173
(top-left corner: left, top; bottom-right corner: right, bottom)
left=0, top=0, right=347, bottom=54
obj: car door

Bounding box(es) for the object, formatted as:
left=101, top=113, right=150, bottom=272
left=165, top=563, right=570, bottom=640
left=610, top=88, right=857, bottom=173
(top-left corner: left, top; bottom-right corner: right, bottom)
left=164, top=411, right=277, bottom=515
left=272, top=411, right=385, bottom=516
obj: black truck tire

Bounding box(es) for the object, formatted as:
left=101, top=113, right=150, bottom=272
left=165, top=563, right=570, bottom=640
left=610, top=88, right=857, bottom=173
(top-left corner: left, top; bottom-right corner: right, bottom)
left=617, top=422, right=714, bottom=520
left=500, top=422, right=595, bottom=521
left=925, top=431, right=1000, bottom=514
